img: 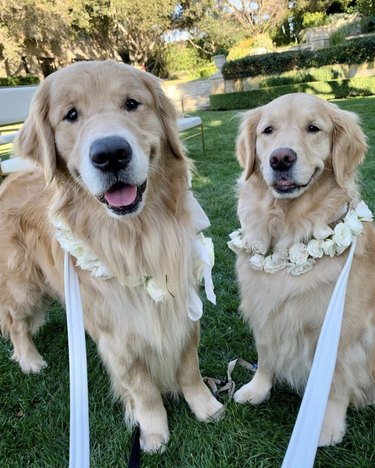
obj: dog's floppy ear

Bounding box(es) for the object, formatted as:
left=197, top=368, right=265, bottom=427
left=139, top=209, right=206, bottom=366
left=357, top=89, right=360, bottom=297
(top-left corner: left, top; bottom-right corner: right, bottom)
left=236, top=107, right=261, bottom=180
left=141, top=72, right=185, bottom=159
left=329, top=104, right=367, bottom=188
left=14, top=79, right=56, bottom=184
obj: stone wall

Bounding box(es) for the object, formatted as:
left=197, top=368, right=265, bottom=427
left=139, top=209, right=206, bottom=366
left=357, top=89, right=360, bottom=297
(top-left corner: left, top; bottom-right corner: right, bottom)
left=162, top=74, right=224, bottom=112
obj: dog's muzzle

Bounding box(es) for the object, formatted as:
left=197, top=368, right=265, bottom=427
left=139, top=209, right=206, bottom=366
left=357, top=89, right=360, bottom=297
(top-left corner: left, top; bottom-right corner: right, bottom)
left=90, top=136, right=147, bottom=216
left=269, top=147, right=299, bottom=194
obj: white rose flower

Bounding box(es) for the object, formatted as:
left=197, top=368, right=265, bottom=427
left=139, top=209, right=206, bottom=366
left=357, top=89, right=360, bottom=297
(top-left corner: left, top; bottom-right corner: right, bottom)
left=355, top=200, right=373, bottom=222
left=322, top=239, right=336, bottom=257
left=307, top=239, right=324, bottom=258
left=288, top=243, right=309, bottom=265
left=288, top=259, right=315, bottom=276
left=227, top=230, right=250, bottom=254
left=335, top=244, right=348, bottom=255
left=249, top=254, right=264, bottom=271
left=250, top=241, right=268, bottom=255
left=145, top=278, right=170, bottom=302
left=344, top=211, right=363, bottom=236
left=229, top=229, right=242, bottom=240
left=313, top=225, right=334, bottom=240
left=332, top=222, right=352, bottom=248
left=263, top=252, right=288, bottom=273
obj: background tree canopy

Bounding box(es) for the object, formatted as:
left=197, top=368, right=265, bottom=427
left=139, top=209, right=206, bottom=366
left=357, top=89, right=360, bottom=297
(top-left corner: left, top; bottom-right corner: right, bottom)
left=0, top=0, right=371, bottom=77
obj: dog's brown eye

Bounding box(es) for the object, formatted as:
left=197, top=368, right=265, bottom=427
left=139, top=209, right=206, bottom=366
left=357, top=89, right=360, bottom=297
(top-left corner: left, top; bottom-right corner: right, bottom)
left=125, top=99, right=141, bottom=111
left=64, top=108, right=78, bottom=122
left=263, top=126, right=273, bottom=134
left=308, top=124, right=320, bottom=133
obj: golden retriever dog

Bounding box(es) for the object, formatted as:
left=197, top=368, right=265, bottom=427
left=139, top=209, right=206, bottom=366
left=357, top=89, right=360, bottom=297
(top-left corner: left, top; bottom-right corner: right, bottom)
left=231, top=93, right=375, bottom=446
left=0, top=60, right=223, bottom=452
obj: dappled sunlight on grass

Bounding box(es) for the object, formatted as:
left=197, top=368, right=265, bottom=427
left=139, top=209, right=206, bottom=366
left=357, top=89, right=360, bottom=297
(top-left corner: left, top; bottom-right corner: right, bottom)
left=208, top=120, right=224, bottom=127
left=191, top=173, right=212, bottom=189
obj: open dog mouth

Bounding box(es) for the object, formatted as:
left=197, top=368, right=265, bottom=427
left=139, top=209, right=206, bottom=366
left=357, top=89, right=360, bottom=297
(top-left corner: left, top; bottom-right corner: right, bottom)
left=98, top=180, right=147, bottom=215
left=273, top=168, right=319, bottom=195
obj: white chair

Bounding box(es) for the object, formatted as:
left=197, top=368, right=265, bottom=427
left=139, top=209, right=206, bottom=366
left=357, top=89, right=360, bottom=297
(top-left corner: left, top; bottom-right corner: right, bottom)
left=177, top=116, right=206, bottom=157
left=0, top=85, right=37, bottom=178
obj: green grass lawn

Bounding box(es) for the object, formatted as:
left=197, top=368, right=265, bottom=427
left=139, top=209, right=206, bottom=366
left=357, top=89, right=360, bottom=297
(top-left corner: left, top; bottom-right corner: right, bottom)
left=1, top=96, right=375, bottom=467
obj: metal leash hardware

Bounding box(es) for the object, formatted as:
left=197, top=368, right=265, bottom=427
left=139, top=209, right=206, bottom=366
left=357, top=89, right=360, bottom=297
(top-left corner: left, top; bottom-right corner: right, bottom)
left=204, top=357, right=258, bottom=400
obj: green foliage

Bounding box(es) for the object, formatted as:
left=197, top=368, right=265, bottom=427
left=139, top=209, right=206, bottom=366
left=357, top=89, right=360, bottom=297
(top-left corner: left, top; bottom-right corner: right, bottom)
left=258, top=67, right=345, bottom=88
left=329, top=18, right=363, bottom=46
left=227, top=37, right=254, bottom=62
left=274, top=1, right=355, bottom=45
left=210, top=76, right=375, bottom=110
left=227, top=34, right=274, bottom=63
left=160, top=42, right=213, bottom=80
left=252, top=33, right=274, bottom=50
left=0, top=75, right=39, bottom=86
left=356, top=0, right=375, bottom=16
left=223, top=36, right=375, bottom=80
left=329, top=29, right=347, bottom=46
left=302, top=11, right=327, bottom=28
left=360, top=15, right=375, bottom=33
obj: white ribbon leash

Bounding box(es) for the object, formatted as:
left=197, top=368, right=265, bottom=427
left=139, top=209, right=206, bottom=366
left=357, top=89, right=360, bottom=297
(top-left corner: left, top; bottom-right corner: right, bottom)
left=282, top=240, right=357, bottom=468
left=64, top=252, right=90, bottom=468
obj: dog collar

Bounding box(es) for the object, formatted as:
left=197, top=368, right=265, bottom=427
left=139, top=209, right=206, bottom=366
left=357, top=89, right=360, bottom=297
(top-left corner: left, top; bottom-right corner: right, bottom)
left=228, top=200, right=373, bottom=276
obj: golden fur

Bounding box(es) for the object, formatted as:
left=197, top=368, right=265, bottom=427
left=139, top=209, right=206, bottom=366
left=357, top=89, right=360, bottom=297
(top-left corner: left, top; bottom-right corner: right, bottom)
left=0, top=61, right=222, bottom=452
left=233, top=93, right=375, bottom=446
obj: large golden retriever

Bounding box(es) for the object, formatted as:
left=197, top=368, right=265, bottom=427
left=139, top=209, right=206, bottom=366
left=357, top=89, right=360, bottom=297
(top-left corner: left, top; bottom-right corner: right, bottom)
left=231, top=93, right=375, bottom=446
left=0, top=60, right=223, bottom=452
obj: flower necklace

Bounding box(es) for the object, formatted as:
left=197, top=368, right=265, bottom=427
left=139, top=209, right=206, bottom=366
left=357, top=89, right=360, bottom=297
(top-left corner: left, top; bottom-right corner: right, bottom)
left=228, top=200, right=373, bottom=276
left=49, top=191, right=216, bottom=320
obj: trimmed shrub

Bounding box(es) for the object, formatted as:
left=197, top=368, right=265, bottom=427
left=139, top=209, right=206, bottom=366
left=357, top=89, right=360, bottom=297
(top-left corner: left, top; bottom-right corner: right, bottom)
left=0, top=75, right=39, bottom=86
left=223, top=36, right=375, bottom=80
left=210, top=76, right=375, bottom=110
left=258, top=67, right=345, bottom=88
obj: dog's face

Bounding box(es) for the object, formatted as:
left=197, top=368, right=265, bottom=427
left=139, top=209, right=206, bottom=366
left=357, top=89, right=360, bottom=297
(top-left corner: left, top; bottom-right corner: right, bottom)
left=237, top=93, right=367, bottom=198
left=15, top=61, right=184, bottom=218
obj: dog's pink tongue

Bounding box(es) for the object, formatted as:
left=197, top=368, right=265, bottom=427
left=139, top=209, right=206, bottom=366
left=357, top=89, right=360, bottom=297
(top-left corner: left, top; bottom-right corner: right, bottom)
left=104, top=185, right=137, bottom=207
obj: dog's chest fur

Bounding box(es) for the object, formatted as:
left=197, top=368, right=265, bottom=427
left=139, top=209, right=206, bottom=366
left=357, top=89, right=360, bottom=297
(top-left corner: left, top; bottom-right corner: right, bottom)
left=236, top=253, right=345, bottom=391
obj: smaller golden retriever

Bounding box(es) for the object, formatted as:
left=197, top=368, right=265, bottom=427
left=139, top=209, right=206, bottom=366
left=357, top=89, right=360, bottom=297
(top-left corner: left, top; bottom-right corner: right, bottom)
left=0, top=61, right=222, bottom=452
left=231, top=93, right=375, bottom=446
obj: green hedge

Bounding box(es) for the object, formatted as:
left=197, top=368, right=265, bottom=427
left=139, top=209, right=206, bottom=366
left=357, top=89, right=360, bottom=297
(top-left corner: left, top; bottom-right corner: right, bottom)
left=209, top=76, right=375, bottom=110
left=0, top=76, right=40, bottom=87
left=258, top=67, right=345, bottom=88
left=223, top=36, right=375, bottom=80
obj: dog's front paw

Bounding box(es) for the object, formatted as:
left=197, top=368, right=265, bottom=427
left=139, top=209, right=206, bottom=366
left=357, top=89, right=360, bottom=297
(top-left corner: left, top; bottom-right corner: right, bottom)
left=196, top=395, right=225, bottom=422
left=234, top=381, right=270, bottom=405
left=318, top=400, right=347, bottom=446
left=140, top=430, right=170, bottom=453
left=11, top=350, right=47, bottom=374
left=184, top=383, right=225, bottom=422
left=234, top=371, right=272, bottom=405
left=318, top=419, right=346, bottom=446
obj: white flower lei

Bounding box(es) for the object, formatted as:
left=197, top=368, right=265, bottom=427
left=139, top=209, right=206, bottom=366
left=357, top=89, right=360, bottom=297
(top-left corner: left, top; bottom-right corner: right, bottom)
left=228, top=201, right=373, bottom=276
left=49, top=192, right=216, bottom=320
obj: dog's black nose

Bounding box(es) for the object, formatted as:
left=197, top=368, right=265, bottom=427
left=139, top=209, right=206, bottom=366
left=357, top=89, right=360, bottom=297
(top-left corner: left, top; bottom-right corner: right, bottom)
left=90, top=136, right=132, bottom=172
left=270, top=148, right=297, bottom=171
